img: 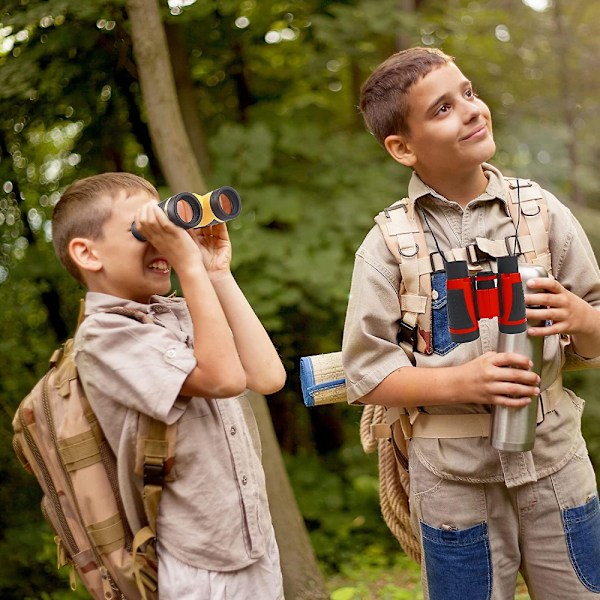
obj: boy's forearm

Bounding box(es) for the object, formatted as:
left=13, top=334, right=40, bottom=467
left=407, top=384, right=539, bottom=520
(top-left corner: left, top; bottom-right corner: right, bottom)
left=177, top=264, right=247, bottom=395
left=360, top=350, right=538, bottom=409
left=211, top=273, right=286, bottom=394
left=362, top=365, right=463, bottom=408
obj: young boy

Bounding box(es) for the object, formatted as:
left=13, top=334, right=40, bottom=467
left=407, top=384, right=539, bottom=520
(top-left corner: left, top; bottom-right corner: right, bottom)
left=51, top=173, right=287, bottom=599
left=342, top=47, right=600, bottom=598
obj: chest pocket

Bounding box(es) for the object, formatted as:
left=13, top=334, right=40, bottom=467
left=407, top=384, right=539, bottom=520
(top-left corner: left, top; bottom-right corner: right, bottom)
left=431, top=271, right=458, bottom=356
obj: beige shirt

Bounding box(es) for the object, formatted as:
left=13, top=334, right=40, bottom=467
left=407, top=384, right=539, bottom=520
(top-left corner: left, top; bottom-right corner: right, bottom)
left=74, top=292, right=272, bottom=571
left=342, top=164, right=600, bottom=486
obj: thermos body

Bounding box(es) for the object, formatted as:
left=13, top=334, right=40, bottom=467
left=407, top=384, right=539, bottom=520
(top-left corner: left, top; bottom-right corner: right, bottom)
left=490, top=264, right=547, bottom=452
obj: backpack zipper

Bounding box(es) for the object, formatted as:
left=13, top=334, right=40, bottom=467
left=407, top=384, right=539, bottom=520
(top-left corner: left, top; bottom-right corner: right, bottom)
left=18, top=374, right=79, bottom=557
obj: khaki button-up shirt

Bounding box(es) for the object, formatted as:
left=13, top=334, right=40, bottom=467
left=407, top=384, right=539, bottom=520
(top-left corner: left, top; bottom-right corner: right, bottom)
left=342, top=164, right=600, bottom=486
left=74, top=292, right=271, bottom=571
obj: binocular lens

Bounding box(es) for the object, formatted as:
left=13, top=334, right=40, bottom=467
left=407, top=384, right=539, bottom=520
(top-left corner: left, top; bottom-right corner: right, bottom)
left=218, top=192, right=234, bottom=215
left=176, top=198, right=197, bottom=225
left=206, top=187, right=242, bottom=224
left=165, top=192, right=202, bottom=228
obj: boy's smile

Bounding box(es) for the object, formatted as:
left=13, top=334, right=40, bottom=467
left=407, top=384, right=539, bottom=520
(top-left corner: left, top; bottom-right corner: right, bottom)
left=386, top=62, right=496, bottom=200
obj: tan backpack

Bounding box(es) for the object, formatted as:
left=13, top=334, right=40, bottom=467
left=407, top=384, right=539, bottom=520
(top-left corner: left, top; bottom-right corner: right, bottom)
left=300, top=177, right=554, bottom=564
left=12, top=304, right=175, bottom=599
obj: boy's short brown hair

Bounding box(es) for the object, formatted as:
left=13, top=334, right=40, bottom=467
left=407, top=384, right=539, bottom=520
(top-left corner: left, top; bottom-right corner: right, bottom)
left=52, top=172, right=159, bottom=282
left=360, top=47, right=454, bottom=145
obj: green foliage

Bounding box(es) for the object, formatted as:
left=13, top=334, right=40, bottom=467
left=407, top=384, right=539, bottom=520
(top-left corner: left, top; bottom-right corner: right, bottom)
left=2, top=0, right=600, bottom=597
left=0, top=521, right=92, bottom=600
left=284, top=420, right=406, bottom=576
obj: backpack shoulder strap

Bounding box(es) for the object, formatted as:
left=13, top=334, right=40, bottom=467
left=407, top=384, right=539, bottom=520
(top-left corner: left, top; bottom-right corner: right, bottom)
left=503, top=177, right=552, bottom=274
left=86, top=303, right=172, bottom=567
left=374, top=198, right=433, bottom=358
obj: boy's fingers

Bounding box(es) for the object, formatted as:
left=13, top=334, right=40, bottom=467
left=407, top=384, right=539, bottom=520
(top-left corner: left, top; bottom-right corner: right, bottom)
left=499, top=367, right=540, bottom=386
left=526, top=276, right=556, bottom=291
left=494, top=352, right=534, bottom=370
left=491, top=394, right=532, bottom=407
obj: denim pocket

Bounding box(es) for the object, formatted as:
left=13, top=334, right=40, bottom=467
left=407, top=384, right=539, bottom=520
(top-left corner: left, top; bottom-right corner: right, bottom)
left=421, top=521, right=492, bottom=600
left=562, top=494, right=600, bottom=592
left=432, top=271, right=459, bottom=356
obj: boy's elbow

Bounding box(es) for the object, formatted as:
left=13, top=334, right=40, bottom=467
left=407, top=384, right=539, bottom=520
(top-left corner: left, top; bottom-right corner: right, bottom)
left=182, top=366, right=246, bottom=398
left=248, top=364, right=287, bottom=395
left=215, top=369, right=247, bottom=398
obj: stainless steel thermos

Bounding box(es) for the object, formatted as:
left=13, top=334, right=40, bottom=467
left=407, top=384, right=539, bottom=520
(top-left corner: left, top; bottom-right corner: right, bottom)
left=490, top=264, right=547, bottom=452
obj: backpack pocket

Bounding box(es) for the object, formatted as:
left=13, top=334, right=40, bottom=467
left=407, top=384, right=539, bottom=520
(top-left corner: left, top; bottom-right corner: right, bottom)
left=431, top=271, right=459, bottom=356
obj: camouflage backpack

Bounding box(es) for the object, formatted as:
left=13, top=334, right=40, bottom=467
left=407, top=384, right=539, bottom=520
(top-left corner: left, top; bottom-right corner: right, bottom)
left=12, top=305, right=175, bottom=599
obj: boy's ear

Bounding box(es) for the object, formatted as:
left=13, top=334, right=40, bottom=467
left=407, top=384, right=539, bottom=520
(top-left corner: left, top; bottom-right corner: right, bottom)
left=68, top=238, right=103, bottom=275
left=384, top=134, right=417, bottom=168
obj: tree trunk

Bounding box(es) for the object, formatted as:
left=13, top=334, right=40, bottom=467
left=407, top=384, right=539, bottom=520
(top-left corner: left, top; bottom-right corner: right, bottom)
left=553, top=0, right=583, bottom=205
left=125, top=0, right=206, bottom=192
left=396, top=0, right=417, bottom=51
left=164, top=23, right=212, bottom=176
left=125, top=3, right=328, bottom=597
left=248, top=391, right=329, bottom=600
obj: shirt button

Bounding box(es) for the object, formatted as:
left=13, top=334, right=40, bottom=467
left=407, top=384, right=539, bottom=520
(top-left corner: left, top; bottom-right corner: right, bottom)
left=431, top=289, right=439, bottom=300
left=165, top=349, right=176, bottom=359
left=241, top=475, right=248, bottom=485
left=230, top=426, right=237, bottom=436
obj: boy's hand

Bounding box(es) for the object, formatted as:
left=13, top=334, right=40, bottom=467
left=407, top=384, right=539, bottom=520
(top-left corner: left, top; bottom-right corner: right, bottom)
left=456, top=351, right=540, bottom=407
left=134, top=202, right=201, bottom=268
left=525, top=277, right=595, bottom=337
left=525, top=276, right=600, bottom=358
left=189, top=223, right=232, bottom=278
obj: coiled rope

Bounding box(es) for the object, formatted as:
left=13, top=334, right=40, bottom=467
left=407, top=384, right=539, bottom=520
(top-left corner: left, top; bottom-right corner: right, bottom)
left=359, top=404, right=421, bottom=564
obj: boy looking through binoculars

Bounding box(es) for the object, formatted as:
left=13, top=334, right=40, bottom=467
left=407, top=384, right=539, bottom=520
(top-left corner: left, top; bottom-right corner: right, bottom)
left=52, top=173, right=286, bottom=599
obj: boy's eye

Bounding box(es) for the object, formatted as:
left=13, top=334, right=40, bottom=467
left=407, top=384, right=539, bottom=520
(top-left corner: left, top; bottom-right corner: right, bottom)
left=436, top=104, right=450, bottom=115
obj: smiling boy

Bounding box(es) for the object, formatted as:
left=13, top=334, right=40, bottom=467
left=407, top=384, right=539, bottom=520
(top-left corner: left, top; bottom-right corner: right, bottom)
left=52, top=172, right=286, bottom=599
left=342, top=47, right=600, bottom=598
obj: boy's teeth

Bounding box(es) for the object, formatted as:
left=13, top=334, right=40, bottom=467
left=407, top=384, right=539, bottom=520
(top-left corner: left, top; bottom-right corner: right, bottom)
left=149, top=260, right=169, bottom=272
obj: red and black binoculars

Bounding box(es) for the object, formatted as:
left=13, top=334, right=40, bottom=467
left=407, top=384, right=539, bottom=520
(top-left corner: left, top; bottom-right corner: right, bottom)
left=446, top=255, right=527, bottom=343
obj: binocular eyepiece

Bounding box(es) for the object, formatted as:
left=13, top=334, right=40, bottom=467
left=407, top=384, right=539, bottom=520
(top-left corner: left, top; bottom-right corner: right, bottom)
left=131, top=186, right=242, bottom=242
left=446, top=255, right=527, bottom=343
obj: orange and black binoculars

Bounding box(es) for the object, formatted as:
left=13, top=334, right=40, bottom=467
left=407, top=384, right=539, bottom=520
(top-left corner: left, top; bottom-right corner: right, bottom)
left=131, top=187, right=242, bottom=241
left=446, top=255, right=527, bottom=343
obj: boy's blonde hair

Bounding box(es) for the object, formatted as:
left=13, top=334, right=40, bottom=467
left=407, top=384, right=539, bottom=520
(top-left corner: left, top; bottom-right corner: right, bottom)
left=52, top=172, right=159, bottom=282
left=360, top=47, right=454, bottom=145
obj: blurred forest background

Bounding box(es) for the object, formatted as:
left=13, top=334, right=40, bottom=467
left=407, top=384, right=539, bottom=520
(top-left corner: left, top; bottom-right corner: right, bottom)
left=2, top=0, right=600, bottom=598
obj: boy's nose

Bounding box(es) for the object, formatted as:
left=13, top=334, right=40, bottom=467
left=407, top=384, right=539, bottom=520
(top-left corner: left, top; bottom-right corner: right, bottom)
left=461, top=98, right=482, bottom=122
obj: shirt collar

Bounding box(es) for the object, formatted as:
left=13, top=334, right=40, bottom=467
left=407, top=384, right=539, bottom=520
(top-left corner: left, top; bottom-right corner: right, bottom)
left=84, top=291, right=185, bottom=316
left=406, top=162, right=509, bottom=208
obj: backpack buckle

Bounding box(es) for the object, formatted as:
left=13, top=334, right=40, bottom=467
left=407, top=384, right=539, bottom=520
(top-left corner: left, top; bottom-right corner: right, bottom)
left=466, top=243, right=492, bottom=265
left=143, top=463, right=165, bottom=488
left=429, top=251, right=445, bottom=273
left=398, top=321, right=418, bottom=351
left=384, top=203, right=408, bottom=218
